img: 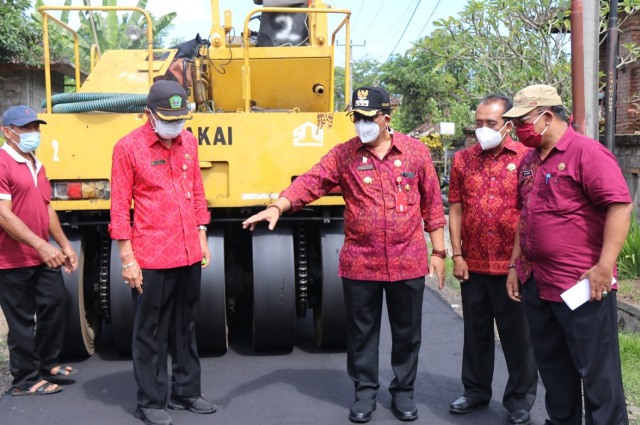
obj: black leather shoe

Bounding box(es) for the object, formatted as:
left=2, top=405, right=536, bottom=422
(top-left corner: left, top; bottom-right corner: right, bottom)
left=349, top=399, right=376, bottom=423
left=449, top=396, right=489, bottom=414
left=391, top=396, right=418, bottom=421
left=134, top=407, right=172, bottom=425
left=167, top=396, right=216, bottom=414
left=509, top=409, right=530, bottom=425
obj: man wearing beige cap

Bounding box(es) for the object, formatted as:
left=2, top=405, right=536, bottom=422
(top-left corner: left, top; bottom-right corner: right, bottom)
left=504, top=84, right=631, bottom=425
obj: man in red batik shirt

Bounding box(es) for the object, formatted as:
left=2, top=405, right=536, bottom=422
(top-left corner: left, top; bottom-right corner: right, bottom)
left=242, top=86, right=446, bottom=424
left=109, top=80, right=215, bottom=425
left=448, top=94, right=537, bottom=425
left=505, top=84, right=632, bottom=425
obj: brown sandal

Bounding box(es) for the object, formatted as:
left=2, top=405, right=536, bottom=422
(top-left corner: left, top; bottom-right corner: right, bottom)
left=10, top=380, right=63, bottom=396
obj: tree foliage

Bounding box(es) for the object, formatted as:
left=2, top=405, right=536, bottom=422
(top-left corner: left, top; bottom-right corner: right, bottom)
left=367, top=0, right=639, bottom=134
left=0, top=0, right=45, bottom=66
left=32, top=0, right=176, bottom=70
left=334, top=57, right=384, bottom=111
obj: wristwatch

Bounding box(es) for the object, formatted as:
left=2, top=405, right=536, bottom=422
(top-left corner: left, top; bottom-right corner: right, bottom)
left=197, top=225, right=207, bottom=231
left=431, top=248, right=448, bottom=259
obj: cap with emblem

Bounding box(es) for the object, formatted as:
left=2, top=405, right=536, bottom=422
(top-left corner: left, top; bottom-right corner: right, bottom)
left=146, top=80, right=192, bottom=121
left=502, top=84, right=563, bottom=118
left=350, top=86, right=391, bottom=117
left=2, top=105, right=47, bottom=127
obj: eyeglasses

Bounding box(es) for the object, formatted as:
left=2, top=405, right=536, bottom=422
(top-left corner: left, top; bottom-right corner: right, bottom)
left=349, top=112, right=382, bottom=123
left=513, top=111, right=544, bottom=127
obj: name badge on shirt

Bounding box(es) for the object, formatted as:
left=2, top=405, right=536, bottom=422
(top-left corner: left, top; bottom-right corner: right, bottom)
left=522, top=170, right=533, bottom=177
left=401, top=172, right=415, bottom=178
left=357, top=164, right=374, bottom=171
left=396, top=191, right=407, bottom=213
left=151, top=159, right=166, bottom=166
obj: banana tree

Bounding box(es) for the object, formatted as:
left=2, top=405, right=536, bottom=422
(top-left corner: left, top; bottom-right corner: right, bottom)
left=34, top=0, right=176, bottom=68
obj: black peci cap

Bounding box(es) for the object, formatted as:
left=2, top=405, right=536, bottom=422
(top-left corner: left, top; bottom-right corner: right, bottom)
left=146, top=80, right=192, bottom=121
left=350, top=86, right=391, bottom=116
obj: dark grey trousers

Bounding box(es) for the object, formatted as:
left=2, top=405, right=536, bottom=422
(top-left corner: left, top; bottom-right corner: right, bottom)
left=342, top=277, right=425, bottom=401
left=522, top=277, right=628, bottom=425
left=0, top=265, right=67, bottom=390
left=460, top=272, right=538, bottom=412
left=131, top=264, right=202, bottom=409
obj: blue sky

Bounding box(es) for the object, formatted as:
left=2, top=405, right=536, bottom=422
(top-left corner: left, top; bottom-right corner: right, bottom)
left=42, top=0, right=467, bottom=62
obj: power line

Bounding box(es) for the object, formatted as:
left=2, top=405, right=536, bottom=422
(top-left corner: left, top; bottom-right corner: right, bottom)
left=417, top=0, right=443, bottom=39
left=357, top=0, right=389, bottom=38
left=352, top=0, right=365, bottom=29
left=386, top=0, right=423, bottom=59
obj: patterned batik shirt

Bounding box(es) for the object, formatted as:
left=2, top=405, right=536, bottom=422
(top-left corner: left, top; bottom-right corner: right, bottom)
left=281, top=131, right=446, bottom=282
left=449, top=136, right=530, bottom=275
left=109, top=122, right=210, bottom=269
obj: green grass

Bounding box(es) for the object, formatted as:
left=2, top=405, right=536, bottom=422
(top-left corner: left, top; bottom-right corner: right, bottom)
left=618, top=211, right=640, bottom=280
left=0, top=338, right=7, bottom=363
left=620, top=332, right=640, bottom=423
left=444, top=258, right=461, bottom=290
left=619, top=279, right=640, bottom=303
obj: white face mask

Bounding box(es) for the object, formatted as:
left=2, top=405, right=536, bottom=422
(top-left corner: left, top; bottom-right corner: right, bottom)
left=10, top=128, right=41, bottom=153
left=150, top=115, right=185, bottom=140
left=474, top=122, right=508, bottom=150
left=355, top=119, right=383, bottom=144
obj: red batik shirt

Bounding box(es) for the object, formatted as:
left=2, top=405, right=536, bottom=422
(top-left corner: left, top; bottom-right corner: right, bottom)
left=448, top=137, right=530, bottom=275
left=281, top=131, right=446, bottom=282
left=109, top=122, right=210, bottom=269
left=517, top=126, right=631, bottom=302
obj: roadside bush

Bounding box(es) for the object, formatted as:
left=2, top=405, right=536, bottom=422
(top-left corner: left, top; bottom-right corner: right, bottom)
left=618, top=210, right=640, bottom=280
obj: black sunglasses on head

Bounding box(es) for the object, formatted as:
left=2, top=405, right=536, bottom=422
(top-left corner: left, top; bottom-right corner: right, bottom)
left=350, top=111, right=382, bottom=123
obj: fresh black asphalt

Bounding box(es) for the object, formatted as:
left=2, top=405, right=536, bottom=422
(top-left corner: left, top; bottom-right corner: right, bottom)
left=0, top=281, right=548, bottom=425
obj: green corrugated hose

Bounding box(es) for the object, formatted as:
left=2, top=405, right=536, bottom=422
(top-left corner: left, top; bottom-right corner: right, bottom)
left=42, top=93, right=147, bottom=113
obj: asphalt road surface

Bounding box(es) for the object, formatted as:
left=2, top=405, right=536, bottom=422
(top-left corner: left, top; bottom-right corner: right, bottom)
left=0, top=283, right=548, bottom=425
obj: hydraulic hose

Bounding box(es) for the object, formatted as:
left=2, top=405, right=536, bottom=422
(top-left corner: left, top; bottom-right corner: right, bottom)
left=42, top=93, right=148, bottom=114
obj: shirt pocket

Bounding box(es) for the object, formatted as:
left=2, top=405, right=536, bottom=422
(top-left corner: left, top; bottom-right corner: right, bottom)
left=543, top=174, right=584, bottom=212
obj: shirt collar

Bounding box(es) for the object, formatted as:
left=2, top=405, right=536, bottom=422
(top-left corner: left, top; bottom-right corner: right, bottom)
left=353, top=128, right=404, bottom=154
left=1, top=143, right=41, bottom=167
left=551, top=125, right=575, bottom=152
left=143, top=120, right=183, bottom=148
left=472, top=135, right=519, bottom=158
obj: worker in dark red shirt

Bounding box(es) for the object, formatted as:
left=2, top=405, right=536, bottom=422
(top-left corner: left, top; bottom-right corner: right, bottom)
left=242, top=86, right=447, bottom=423
left=505, top=84, right=632, bottom=425
left=0, top=105, right=79, bottom=396
left=448, top=94, right=537, bottom=425
left=109, top=80, right=215, bottom=425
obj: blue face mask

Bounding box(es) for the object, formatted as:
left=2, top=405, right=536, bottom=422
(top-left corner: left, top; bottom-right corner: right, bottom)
left=10, top=129, right=41, bottom=153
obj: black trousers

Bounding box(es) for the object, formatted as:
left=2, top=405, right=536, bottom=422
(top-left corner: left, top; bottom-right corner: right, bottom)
left=131, top=264, right=202, bottom=409
left=342, top=277, right=424, bottom=401
left=460, top=273, right=537, bottom=412
left=522, top=277, right=628, bottom=425
left=0, top=265, right=67, bottom=390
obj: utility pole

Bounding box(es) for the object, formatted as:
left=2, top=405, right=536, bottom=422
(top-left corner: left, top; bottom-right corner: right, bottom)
left=337, top=39, right=366, bottom=110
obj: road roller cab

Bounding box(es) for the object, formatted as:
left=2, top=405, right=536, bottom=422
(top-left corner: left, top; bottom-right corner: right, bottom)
left=36, top=0, right=354, bottom=357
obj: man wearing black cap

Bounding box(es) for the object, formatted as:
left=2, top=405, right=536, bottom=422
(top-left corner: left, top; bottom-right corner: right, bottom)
left=243, top=86, right=447, bottom=423
left=110, top=80, right=215, bottom=425
left=0, top=105, right=79, bottom=396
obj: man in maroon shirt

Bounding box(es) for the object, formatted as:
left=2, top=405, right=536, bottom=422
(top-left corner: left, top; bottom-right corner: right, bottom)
left=242, top=86, right=447, bottom=423
left=109, top=81, right=215, bottom=425
left=448, top=94, right=537, bottom=425
left=0, top=105, right=79, bottom=396
left=504, top=84, right=632, bottom=425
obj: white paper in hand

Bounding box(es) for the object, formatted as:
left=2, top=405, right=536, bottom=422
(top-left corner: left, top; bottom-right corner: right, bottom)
left=560, top=279, right=590, bottom=310
left=560, top=277, right=617, bottom=310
